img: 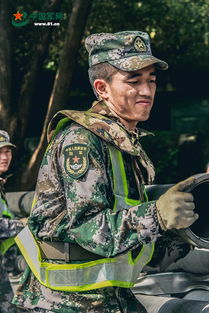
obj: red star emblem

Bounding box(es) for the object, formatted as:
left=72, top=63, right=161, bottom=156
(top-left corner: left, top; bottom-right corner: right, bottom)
left=73, top=155, right=80, bottom=163
left=13, top=11, right=23, bottom=21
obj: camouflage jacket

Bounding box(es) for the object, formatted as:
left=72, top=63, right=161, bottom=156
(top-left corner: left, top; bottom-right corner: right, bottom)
left=13, top=101, right=189, bottom=312
left=29, top=100, right=159, bottom=252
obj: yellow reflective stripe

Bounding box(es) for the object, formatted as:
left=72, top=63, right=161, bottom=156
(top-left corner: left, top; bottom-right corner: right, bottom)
left=109, top=145, right=129, bottom=211
left=51, top=117, right=70, bottom=141
left=16, top=227, right=124, bottom=288
left=2, top=210, right=13, bottom=218
left=46, top=280, right=134, bottom=292
left=108, top=144, right=142, bottom=210
left=31, top=194, right=37, bottom=210
left=109, top=149, right=119, bottom=212
left=128, top=245, right=145, bottom=265
left=15, top=230, right=42, bottom=281
left=0, top=198, right=13, bottom=218
left=0, top=238, right=15, bottom=255
left=125, top=198, right=141, bottom=206
left=117, top=149, right=129, bottom=196
left=127, top=242, right=155, bottom=266
left=16, top=225, right=154, bottom=291
left=41, top=257, right=117, bottom=270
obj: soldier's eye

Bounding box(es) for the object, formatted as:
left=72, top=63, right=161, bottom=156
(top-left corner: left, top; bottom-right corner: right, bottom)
left=128, top=80, right=138, bottom=84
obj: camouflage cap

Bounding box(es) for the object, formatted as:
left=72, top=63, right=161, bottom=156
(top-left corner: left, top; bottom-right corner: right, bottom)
left=85, top=31, right=168, bottom=71
left=0, top=130, right=16, bottom=149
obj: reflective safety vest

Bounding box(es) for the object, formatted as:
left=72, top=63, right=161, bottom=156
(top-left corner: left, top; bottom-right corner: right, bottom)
left=0, top=237, right=15, bottom=255
left=0, top=196, right=15, bottom=255
left=0, top=196, right=13, bottom=218
left=15, top=144, right=155, bottom=292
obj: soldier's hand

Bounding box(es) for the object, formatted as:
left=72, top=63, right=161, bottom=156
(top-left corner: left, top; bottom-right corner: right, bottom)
left=20, top=217, right=28, bottom=226
left=156, top=176, right=199, bottom=231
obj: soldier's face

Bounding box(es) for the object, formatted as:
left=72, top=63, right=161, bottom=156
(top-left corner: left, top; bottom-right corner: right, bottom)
left=96, top=65, right=157, bottom=130
left=0, top=146, right=12, bottom=175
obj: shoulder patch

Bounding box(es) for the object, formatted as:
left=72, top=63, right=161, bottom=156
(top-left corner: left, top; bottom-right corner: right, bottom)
left=63, top=144, right=90, bottom=179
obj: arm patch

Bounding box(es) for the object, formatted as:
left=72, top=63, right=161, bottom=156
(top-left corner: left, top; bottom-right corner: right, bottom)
left=63, top=144, right=90, bottom=179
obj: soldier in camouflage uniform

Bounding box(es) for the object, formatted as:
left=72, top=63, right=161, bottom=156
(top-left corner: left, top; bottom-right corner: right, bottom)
left=0, top=130, right=24, bottom=313
left=13, top=31, right=198, bottom=313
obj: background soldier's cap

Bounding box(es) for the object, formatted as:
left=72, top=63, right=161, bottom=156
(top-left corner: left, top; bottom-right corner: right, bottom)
left=85, top=31, right=168, bottom=71
left=0, top=130, right=16, bottom=148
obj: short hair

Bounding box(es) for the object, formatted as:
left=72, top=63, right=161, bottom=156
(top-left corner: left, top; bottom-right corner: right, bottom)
left=88, top=62, right=117, bottom=98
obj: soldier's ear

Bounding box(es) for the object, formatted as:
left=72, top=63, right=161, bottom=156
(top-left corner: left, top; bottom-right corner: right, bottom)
left=94, top=79, right=109, bottom=100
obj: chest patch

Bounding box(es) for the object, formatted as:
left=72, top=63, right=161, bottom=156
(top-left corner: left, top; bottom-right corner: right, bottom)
left=63, top=144, right=90, bottom=179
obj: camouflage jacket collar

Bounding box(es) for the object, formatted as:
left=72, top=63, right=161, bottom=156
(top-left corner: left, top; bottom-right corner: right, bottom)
left=90, top=100, right=154, bottom=139
left=48, top=103, right=153, bottom=157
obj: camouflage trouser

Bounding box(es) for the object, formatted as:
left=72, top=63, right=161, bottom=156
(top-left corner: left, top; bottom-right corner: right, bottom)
left=0, top=257, right=18, bottom=313
left=24, top=287, right=147, bottom=313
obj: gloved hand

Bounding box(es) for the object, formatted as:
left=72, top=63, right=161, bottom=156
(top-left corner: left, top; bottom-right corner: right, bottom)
left=156, top=176, right=198, bottom=231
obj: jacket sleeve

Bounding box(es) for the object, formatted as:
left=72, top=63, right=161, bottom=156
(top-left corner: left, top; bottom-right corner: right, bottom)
left=0, top=218, right=24, bottom=239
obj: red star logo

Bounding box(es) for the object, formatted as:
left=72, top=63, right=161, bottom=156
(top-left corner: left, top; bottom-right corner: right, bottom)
left=13, top=11, right=23, bottom=21
left=73, top=155, right=80, bottom=163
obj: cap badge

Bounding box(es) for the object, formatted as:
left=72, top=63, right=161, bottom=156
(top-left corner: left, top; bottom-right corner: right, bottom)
left=134, top=37, right=147, bottom=52
left=0, top=136, right=6, bottom=142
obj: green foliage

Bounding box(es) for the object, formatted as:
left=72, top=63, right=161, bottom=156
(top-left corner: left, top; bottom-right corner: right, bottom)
left=76, top=0, right=209, bottom=93
left=12, top=0, right=209, bottom=77
left=82, top=0, right=209, bottom=68
left=10, top=0, right=209, bottom=186
left=141, top=130, right=209, bottom=184
left=141, top=131, right=180, bottom=184
left=11, top=0, right=209, bottom=93
left=12, top=0, right=71, bottom=73
left=12, top=0, right=43, bottom=72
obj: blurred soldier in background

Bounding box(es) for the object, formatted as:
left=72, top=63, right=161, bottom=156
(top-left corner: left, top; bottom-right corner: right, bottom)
left=0, top=130, right=24, bottom=313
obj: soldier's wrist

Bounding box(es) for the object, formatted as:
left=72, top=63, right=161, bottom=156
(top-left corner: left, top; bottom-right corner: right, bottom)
left=155, top=203, right=167, bottom=232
